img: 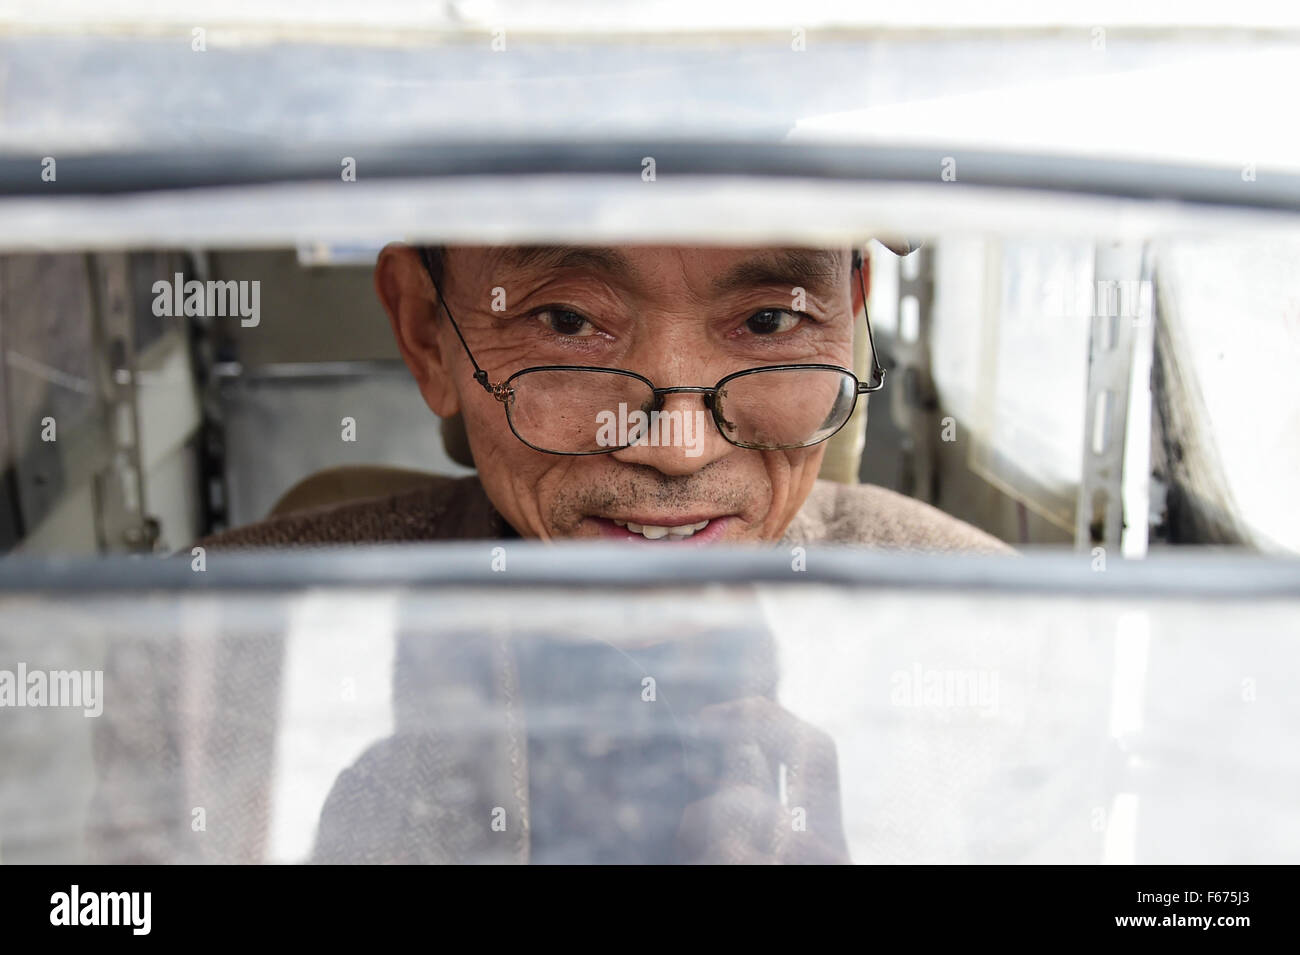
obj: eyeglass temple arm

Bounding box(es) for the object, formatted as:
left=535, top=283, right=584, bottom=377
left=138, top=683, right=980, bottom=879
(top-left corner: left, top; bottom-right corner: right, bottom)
left=419, top=247, right=498, bottom=396
left=853, top=249, right=887, bottom=394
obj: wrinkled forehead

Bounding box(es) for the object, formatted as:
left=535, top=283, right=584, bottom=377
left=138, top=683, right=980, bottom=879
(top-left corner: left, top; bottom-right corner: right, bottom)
left=455, top=245, right=850, bottom=298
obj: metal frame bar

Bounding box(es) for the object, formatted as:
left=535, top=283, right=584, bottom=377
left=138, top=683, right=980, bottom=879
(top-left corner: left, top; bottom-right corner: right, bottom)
left=1076, top=241, right=1151, bottom=551
left=85, top=252, right=155, bottom=552
left=0, top=545, right=1295, bottom=597
left=3, top=141, right=1298, bottom=213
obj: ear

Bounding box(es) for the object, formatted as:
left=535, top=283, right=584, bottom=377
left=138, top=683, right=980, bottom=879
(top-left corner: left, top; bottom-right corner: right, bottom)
left=375, top=243, right=461, bottom=418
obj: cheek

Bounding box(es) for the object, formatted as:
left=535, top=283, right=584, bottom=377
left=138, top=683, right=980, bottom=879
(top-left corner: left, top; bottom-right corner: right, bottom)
left=759, top=448, right=824, bottom=527
left=458, top=390, right=504, bottom=462
left=461, top=399, right=574, bottom=536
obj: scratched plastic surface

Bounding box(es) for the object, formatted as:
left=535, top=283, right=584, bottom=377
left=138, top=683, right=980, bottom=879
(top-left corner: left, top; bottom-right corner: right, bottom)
left=0, top=549, right=1296, bottom=864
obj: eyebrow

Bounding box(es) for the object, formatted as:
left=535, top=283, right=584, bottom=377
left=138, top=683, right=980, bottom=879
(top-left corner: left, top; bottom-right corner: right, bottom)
left=498, top=245, right=636, bottom=281
left=710, top=250, right=844, bottom=297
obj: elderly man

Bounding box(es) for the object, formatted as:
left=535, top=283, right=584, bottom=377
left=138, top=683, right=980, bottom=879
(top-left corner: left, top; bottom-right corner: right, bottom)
left=209, top=244, right=1005, bottom=552
left=89, top=243, right=1008, bottom=867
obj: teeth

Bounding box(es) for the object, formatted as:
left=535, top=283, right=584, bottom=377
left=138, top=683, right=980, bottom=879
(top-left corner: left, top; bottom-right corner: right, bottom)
left=612, top=519, right=711, bottom=540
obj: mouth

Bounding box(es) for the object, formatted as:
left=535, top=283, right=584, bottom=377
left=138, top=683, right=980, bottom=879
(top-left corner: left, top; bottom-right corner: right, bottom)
left=588, top=515, right=735, bottom=544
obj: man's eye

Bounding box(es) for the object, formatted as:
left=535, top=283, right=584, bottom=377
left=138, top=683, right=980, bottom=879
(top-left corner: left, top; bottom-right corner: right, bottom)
left=745, top=309, right=803, bottom=335
left=534, top=308, right=595, bottom=337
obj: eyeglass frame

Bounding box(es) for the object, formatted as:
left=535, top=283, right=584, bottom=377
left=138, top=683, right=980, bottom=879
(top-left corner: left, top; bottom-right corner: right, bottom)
left=418, top=246, right=887, bottom=455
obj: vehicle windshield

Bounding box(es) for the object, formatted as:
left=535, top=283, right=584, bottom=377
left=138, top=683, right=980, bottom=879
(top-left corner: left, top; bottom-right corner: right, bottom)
left=1, top=4, right=1298, bottom=870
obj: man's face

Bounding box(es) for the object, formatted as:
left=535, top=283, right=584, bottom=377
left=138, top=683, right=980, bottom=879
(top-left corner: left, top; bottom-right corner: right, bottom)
left=377, top=245, right=862, bottom=544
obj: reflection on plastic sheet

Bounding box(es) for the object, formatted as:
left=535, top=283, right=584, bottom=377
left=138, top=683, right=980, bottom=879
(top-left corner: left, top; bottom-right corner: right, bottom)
left=0, top=576, right=1296, bottom=864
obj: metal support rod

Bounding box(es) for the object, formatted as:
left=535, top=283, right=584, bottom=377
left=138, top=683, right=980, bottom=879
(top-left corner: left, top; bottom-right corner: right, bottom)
left=1076, top=241, right=1152, bottom=553
left=86, top=252, right=154, bottom=552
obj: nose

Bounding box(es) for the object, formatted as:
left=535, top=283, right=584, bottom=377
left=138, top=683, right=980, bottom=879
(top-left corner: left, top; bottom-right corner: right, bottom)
left=609, top=389, right=733, bottom=476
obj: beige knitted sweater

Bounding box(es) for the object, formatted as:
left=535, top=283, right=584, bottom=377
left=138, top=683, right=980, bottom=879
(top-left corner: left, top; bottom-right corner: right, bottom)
left=200, top=473, right=1010, bottom=553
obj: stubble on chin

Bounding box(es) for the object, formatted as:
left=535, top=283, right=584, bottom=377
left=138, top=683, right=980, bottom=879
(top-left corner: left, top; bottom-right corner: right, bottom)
left=541, top=469, right=768, bottom=539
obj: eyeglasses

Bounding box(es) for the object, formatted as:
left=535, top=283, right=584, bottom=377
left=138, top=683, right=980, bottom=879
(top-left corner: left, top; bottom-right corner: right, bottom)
left=419, top=249, right=886, bottom=455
